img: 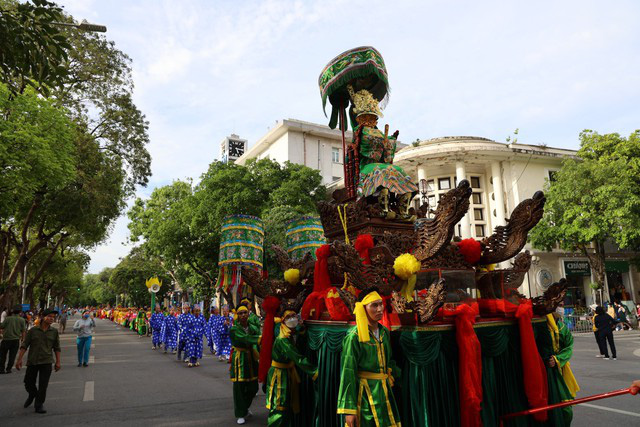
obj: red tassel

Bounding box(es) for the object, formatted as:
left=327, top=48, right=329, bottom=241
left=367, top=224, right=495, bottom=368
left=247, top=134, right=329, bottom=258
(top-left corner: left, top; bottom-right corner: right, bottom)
left=302, top=244, right=333, bottom=320
left=456, top=238, right=483, bottom=265
left=515, top=300, right=549, bottom=422
left=354, top=234, right=374, bottom=265
left=258, top=296, right=281, bottom=383
left=445, top=303, right=483, bottom=427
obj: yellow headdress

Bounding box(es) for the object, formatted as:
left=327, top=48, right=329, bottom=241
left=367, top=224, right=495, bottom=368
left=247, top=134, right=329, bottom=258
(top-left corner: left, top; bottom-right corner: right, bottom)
left=354, top=291, right=383, bottom=342
left=348, top=85, right=383, bottom=118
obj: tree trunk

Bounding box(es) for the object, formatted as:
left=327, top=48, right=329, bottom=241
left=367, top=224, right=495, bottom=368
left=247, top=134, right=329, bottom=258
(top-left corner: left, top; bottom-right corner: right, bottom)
left=581, top=241, right=607, bottom=293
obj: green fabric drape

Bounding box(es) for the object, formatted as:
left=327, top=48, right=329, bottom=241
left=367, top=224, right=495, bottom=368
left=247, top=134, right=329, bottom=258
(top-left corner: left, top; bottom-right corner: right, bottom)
left=302, top=320, right=570, bottom=427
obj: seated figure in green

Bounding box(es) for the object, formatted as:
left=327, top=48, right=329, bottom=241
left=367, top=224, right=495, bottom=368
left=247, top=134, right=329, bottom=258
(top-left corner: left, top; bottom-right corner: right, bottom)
left=348, top=85, right=418, bottom=221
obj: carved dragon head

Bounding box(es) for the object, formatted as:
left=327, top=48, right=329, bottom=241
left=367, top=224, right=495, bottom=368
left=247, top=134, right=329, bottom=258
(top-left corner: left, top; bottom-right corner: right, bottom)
left=434, top=179, right=472, bottom=227
left=508, top=191, right=545, bottom=232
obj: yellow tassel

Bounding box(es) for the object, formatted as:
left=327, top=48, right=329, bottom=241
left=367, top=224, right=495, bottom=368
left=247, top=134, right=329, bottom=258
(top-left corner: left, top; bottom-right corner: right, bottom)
left=394, top=253, right=420, bottom=280
left=284, top=268, right=300, bottom=286
left=400, top=274, right=417, bottom=302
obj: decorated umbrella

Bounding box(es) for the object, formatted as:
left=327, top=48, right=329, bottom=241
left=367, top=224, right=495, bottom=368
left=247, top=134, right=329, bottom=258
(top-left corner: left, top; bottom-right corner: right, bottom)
left=318, top=46, right=390, bottom=198
left=217, top=215, right=264, bottom=296
left=285, top=216, right=325, bottom=261
left=318, top=46, right=390, bottom=130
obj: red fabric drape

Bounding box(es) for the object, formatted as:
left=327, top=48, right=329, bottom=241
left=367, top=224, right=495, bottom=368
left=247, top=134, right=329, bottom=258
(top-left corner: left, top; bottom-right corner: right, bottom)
left=324, top=288, right=352, bottom=321
left=445, top=303, right=483, bottom=427
left=515, top=300, right=549, bottom=422
left=258, top=296, right=281, bottom=383
left=381, top=295, right=392, bottom=330
left=301, top=245, right=332, bottom=320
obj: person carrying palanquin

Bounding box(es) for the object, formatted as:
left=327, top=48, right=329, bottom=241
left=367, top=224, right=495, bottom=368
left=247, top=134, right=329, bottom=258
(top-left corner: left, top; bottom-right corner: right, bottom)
left=546, top=305, right=579, bottom=425
left=229, top=304, right=261, bottom=425
left=337, top=286, right=401, bottom=427
left=240, top=297, right=262, bottom=330
left=265, top=309, right=317, bottom=427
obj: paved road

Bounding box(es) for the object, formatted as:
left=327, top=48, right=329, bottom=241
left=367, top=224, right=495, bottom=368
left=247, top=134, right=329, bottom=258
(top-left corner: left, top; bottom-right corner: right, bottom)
left=0, top=318, right=638, bottom=426
left=0, top=317, right=268, bottom=426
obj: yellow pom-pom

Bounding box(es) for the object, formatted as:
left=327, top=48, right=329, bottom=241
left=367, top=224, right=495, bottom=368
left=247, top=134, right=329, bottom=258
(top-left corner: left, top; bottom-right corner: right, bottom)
left=393, top=253, right=421, bottom=280
left=284, top=268, right=300, bottom=286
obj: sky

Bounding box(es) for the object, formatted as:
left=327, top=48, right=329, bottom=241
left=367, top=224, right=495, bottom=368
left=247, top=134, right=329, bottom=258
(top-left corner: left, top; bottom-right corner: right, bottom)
left=56, top=0, right=640, bottom=274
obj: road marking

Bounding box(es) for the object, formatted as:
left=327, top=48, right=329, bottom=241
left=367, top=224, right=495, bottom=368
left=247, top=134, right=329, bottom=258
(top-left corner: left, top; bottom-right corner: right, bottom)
left=579, top=403, right=640, bottom=417
left=633, top=348, right=640, bottom=358
left=83, top=381, right=94, bottom=402
left=89, top=356, right=95, bottom=364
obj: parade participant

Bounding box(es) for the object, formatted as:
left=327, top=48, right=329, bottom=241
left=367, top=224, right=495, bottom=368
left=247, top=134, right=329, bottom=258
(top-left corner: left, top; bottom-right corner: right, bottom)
left=0, top=305, right=27, bottom=374
left=177, top=304, right=194, bottom=362
left=213, top=305, right=233, bottom=362
left=206, top=306, right=220, bottom=355
left=265, top=310, right=317, bottom=426
left=136, top=309, right=148, bottom=337
left=162, top=308, right=179, bottom=354
left=15, top=308, right=61, bottom=414
left=229, top=304, right=261, bottom=425
left=546, top=305, right=580, bottom=424
left=337, top=287, right=401, bottom=427
left=72, top=310, right=95, bottom=367
left=149, top=305, right=164, bottom=350
left=186, top=306, right=206, bottom=367
left=240, top=297, right=262, bottom=329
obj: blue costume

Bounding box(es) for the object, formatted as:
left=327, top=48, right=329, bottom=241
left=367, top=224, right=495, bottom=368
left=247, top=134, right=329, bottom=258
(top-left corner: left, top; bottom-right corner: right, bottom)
left=177, top=312, right=194, bottom=361
left=187, top=314, right=207, bottom=365
left=149, top=312, right=165, bottom=348
left=162, top=313, right=179, bottom=353
left=211, top=313, right=233, bottom=358
left=207, top=314, right=220, bottom=354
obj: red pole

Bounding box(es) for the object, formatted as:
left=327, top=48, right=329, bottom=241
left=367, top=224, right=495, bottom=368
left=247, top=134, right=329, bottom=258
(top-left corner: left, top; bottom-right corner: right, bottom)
left=499, top=388, right=632, bottom=426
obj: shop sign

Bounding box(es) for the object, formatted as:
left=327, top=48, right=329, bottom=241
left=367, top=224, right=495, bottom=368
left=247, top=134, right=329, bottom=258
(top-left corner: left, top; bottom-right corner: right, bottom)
left=564, top=260, right=591, bottom=276
left=605, top=260, right=629, bottom=273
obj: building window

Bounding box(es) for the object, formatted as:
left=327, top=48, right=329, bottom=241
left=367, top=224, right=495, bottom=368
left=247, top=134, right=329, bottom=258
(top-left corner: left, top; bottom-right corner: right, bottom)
left=475, top=225, right=485, bottom=237
left=548, top=170, right=558, bottom=182
left=472, top=193, right=482, bottom=204
left=426, top=179, right=435, bottom=192
left=474, top=208, right=484, bottom=221
left=332, top=176, right=341, bottom=182
left=470, top=176, right=481, bottom=188
left=457, top=224, right=462, bottom=237
left=438, top=178, right=451, bottom=190
left=332, top=147, right=341, bottom=163
left=428, top=195, right=437, bottom=208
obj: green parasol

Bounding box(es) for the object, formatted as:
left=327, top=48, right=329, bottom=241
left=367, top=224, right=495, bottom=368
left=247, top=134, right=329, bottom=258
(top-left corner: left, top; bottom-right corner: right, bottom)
left=318, top=46, right=389, bottom=129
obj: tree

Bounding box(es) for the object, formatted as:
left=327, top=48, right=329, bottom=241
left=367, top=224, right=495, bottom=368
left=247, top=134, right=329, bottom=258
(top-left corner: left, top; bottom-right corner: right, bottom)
left=127, top=158, right=326, bottom=307
left=108, top=247, right=169, bottom=308
left=530, top=130, right=640, bottom=292
left=0, top=0, right=71, bottom=96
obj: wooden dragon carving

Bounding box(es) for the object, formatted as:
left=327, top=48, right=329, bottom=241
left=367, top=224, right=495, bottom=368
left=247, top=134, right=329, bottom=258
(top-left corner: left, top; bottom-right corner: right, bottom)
left=532, top=278, right=568, bottom=316
left=413, top=180, right=472, bottom=262
left=478, top=191, right=545, bottom=265
left=391, top=278, right=447, bottom=323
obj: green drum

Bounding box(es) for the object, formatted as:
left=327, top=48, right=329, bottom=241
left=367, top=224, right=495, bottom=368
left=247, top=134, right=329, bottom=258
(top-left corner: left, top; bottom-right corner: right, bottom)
left=285, top=216, right=325, bottom=261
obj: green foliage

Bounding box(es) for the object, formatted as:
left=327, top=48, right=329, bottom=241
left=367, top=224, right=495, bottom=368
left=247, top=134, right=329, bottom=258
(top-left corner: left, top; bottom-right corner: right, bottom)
left=530, top=130, right=640, bottom=285
left=0, top=0, right=71, bottom=96
left=108, top=247, right=169, bottom=308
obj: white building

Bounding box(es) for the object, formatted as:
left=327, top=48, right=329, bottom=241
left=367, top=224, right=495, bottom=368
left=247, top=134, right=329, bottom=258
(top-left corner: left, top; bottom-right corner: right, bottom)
left=236, top=121, right=640, bottom=309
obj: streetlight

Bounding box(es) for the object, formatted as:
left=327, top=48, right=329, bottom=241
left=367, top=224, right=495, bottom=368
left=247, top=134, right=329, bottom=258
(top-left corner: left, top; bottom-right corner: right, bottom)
left=52, top=19, right=107, bottom=33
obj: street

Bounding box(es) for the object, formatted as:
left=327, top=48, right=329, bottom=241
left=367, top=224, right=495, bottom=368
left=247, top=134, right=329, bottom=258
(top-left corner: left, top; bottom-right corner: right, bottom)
left=0, top=319, right=638, bottom=426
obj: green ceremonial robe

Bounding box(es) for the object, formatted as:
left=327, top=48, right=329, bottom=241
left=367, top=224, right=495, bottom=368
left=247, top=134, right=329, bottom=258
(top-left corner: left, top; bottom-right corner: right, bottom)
left=136, top=312, right=147, bottom=336
left=230, top=323, right=261, bottom=418
left=266, top=325, right=318, bottom=427
left=548, top=319, right=578, bottom=425
left=337, top=325, right=401, bottom=427
left=249, top=312, right=261, bottom=329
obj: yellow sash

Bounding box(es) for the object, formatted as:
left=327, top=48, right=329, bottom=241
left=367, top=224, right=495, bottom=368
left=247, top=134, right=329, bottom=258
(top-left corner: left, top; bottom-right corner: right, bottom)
left=546, top=314, right=580, bottom=398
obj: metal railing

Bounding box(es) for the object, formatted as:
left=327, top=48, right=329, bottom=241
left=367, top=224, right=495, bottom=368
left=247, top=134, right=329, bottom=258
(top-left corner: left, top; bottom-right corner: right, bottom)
left=562, top=315, right=594, bottom=334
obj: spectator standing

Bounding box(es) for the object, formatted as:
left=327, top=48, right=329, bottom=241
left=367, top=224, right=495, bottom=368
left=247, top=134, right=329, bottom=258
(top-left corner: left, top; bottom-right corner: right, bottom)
left=594, top=306, right=617, bottom=360
left=58, top=309, right=68, bottom=334
left=15, top=308, right=61, bottom=414
left=73, top=310, right=95, bottom=367
left=0, top=305, right=27, bottom=374
left=1, top=306, right=8, bottom=323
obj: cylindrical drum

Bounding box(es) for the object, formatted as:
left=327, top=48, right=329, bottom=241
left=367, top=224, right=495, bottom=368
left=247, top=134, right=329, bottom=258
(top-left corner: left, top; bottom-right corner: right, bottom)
left=285, top=216, right=325, bottom=261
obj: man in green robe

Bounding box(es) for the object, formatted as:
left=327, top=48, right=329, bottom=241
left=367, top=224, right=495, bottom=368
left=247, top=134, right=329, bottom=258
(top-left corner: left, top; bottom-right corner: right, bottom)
left=338, top=287, right=401, bottom=427
left=230, top=305, right=261, bottom=425
left=136, top=310, right=148, bottom=337
left=240, top=297, right=262, bottom=330
left=545, top=306, right=579, bottom=426
left=266, top=310, right=318, bottom=427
